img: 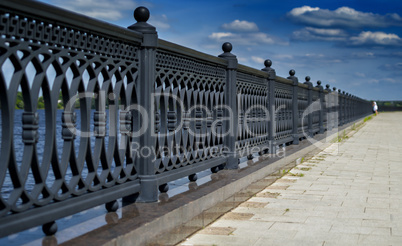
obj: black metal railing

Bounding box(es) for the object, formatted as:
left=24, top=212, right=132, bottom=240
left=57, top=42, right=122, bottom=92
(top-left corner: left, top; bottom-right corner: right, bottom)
left=0, top=0, right=373, bottom=238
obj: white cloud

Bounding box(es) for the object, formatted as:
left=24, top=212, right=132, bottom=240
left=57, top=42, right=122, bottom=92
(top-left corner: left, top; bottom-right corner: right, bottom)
left=289, top=6, right=320, bottom=16
left=208, top=32, right=287, bottom=46
left=351, top=52, right=375, bottom=58
left=51, top=0, right=137, bottom=21
left=304, top=53, right=325, bottom=58
left=383, top=78, right=397, bottom=83
left=209, top=18, right=287, bottom=47
left=251, top=56, right=265, bottom=64
left=379, top=63, right=402, bottom=71
left=368, top=79, right=380, bottom=84
left=273, top=53, right=342, bottom=67
left=209, top=32, right=234, bottom=40
left=293, top=28, right=402, bottom=47
left=150, top=14, right=170, bottom=30
left=349, top=31, right=402, bottom=46
left=287, top=6, right=402, bottom=29
left=250, top=33, right=276, bottom=44
left=306, top=27, right=347, bottom=36
left=274, top=54, right=294, bottom=60
left=237, top=57, right=249, bottom=63
left=367, top=77, right=401, bottom=85
left=222, top=20, right=259, bottom=32
left=355, top=72, right=366, bottom=78
left=292, top=27, right=348, bottom=42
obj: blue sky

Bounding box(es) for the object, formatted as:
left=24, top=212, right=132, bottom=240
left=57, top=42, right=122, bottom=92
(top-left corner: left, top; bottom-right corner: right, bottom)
left=38, top=0, right=402, bottom=100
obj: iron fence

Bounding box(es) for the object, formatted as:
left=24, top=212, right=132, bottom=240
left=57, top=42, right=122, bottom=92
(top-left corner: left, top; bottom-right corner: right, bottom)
left=0, top=0, right=373, bottom=238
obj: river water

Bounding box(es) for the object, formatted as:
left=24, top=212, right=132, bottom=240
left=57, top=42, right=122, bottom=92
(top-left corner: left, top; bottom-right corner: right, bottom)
left=0, top=109, right=114, bottom=200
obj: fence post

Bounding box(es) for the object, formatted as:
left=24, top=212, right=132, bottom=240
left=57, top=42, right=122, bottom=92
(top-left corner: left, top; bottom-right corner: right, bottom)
left=333, top=87, right=338, bottom=128
left=304, top=76, right=313, bottom=137
left=351, top=95, right=354, bottom=120
left=348, top=93, right=352, bottom=123
left=262, top=60, right=276, bottom=154
left=343, top=91, right=347, bottom=123
left=342, top=91, right=346, bottom=124
left=344, top=92, right=347, bottom=123
left=316, top=81, right=324, bottom=134
left=288, top=70, right=299, bottom=145
left=325, top=84, right=332, bottom=131
left=127, top=7, right=158, bottom=202
left=338, top=89, right=343, bottom=126
left=218, top=42, right=238, bottom=169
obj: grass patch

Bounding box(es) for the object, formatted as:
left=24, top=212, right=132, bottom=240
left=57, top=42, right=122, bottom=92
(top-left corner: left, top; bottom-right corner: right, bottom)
left=288, top=172, right=304, bottom=177
left=364, top=115, right=373, bottom=122
left=281, top=169, right=292, bottom=176
left=333, top=130, right=349, bottom=143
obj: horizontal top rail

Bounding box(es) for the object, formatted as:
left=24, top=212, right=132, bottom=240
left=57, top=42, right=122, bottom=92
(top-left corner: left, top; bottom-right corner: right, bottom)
left=0, top=0, right=144, bottom=44
left=274, top=76, right=293, bottom=85
left=298, top=83, right=308, bottom=89
left=237, top=64, right=269, bottom=79
left=312, top=86, right=320, bottom=92
left=158, top=39, right=227, bottom=67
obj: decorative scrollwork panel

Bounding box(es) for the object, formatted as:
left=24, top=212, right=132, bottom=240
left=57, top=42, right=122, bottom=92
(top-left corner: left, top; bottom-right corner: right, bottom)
left=154, top=50, right=226, bottom=174
left=0, top=10, right=140, bottom=217
left=236, top=72, right=268, bottom=152
left=297, top=87, right=308, bottom=134
left=274, top=82, right=293, bottom=141
left=312, top=90, right=320, bottom=129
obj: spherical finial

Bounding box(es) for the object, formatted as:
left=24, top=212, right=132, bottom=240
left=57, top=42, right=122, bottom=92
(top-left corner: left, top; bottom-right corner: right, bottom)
left=222, top=42, right=232, bottom=53
left=289, top=69, right=295, bottom=76
left=333, top=87, right=337, bottom=91
left=338, top=89, right=341, bottom=93
left=342, top=91, right=346, bottom=94
left=305, top=76, right=310, bottom=82
left=326, top=84, right=330, bottom=89
left=317, top=80, right=321, bottom=86
left=264, top=59, right=272, bottom=68
left=42, top=221, right=58, bottom=236
left=134, top=6, right=150, bottom=22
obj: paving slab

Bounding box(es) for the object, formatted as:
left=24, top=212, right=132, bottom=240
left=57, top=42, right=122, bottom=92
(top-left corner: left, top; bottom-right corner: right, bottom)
left=178, top=112, right=402, bottom=246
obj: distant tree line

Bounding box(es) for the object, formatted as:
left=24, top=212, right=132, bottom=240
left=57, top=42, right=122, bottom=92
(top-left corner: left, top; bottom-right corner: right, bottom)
left=10, top=92, right=103, bottom=110
left=375, top=101, right=402, bottom=112
left=14, top=92, right=65, bottom=109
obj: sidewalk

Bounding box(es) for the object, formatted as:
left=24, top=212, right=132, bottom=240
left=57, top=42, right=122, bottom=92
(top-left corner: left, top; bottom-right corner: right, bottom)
left=178, top=112, right=402, bottom=246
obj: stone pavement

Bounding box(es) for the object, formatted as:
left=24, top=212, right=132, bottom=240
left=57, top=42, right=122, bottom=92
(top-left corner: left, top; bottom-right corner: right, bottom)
left=178, top=112, right=402, bottom=246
